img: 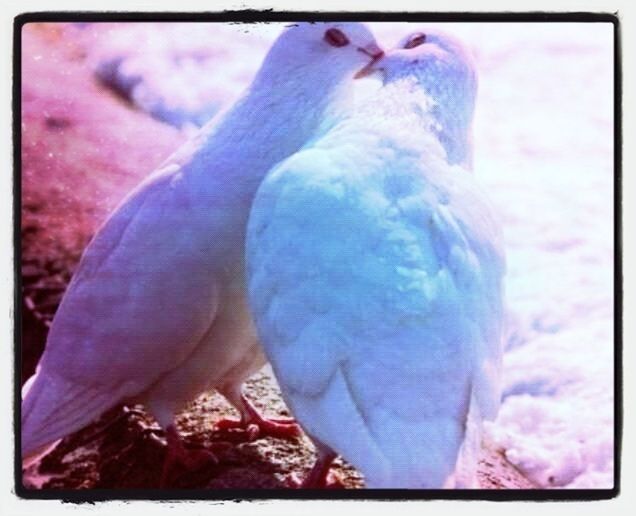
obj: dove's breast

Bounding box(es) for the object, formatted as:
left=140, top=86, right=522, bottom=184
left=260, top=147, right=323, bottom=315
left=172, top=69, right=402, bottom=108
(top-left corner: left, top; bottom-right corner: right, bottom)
left=247, top=139, right=504, bottom=486
left=138, top=274, right=266, bottom=425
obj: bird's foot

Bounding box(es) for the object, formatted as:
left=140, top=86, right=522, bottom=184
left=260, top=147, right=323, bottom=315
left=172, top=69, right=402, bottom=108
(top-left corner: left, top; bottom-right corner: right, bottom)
left=214, top=415, right=300, bottom=441
left=241, top=393, right=302, bottom=439
left=254, top=417, right=302, bottom=439
left=214, top=394, right=301, bottom=441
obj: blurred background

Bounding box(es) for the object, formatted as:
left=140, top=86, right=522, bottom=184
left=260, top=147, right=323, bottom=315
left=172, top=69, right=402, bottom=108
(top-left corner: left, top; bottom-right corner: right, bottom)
left=20, top=21, right=614, bottom=489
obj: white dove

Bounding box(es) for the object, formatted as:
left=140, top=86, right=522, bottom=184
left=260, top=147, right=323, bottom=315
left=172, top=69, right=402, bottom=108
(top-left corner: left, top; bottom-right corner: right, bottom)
left=21, top=22, right=384, bottom=484
left=246, top=29, right=505, bottom=488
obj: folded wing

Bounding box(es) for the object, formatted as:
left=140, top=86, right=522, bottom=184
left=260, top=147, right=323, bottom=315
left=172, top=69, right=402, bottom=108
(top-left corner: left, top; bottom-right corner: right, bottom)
left=22, top=167, right=219, bottom=457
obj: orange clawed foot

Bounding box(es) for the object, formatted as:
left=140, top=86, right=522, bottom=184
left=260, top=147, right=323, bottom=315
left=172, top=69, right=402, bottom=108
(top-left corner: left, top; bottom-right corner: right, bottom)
left=214, top=393, right=301, bottom=441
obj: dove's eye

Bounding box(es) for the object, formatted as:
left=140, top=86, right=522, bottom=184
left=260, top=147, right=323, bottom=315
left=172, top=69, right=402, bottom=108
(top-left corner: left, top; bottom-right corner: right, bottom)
left=404, top=33, right=427, bottom=49
left=324, top=28, right=350, bottom=48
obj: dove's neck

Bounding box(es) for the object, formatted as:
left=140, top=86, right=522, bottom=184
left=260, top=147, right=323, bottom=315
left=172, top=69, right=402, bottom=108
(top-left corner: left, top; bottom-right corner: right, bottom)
left=187, top=78, right=350, bottom=197
left=427, top=92, right=475, bottom=171
left=419, top=75, right=475, bottom=171
left=381, top=75, right=476, bottom=170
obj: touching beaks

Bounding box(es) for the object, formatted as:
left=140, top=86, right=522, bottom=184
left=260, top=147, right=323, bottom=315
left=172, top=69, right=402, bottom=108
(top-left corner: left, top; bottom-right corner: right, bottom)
left=354, top=43, right=384, bottom=80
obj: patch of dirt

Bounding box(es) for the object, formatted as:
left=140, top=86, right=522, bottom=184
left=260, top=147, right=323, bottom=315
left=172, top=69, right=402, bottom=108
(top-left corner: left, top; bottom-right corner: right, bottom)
left=19, top=23, right=536, bottom=492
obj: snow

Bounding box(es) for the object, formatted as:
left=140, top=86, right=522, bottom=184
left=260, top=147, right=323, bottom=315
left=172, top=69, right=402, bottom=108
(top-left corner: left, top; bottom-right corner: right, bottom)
left=70, top=22, right=281, bottom=128
left=63, top=21, right=615, bottom=488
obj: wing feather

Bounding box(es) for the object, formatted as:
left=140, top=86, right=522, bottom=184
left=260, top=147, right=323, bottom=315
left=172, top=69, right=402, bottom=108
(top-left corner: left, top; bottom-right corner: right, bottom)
left=23, top=167, right=219, bottom=456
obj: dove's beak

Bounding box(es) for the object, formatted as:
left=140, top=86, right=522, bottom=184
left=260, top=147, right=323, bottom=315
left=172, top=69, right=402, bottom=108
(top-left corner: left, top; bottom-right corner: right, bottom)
left=354, top=44, right=384, bottom=79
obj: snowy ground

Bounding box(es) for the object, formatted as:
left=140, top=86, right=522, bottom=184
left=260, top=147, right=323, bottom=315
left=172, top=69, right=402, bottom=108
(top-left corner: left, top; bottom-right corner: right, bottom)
left=46, top=21, right=616, bottom=489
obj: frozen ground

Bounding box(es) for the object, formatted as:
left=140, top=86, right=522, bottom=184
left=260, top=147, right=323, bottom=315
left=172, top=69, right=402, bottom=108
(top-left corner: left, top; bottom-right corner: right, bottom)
left=27, top=21, right=615, bottom=489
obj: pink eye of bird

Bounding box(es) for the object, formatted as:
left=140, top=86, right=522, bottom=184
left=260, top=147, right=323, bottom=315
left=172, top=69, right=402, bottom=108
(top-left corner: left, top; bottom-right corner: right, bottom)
left=324, top=28, right=350, bottom=48
left=404, top=33, right=427, bottom=49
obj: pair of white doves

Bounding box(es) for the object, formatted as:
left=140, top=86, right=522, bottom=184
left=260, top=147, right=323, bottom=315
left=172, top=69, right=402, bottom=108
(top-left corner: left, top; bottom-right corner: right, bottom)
left=22, top=22, right=505, bottom=489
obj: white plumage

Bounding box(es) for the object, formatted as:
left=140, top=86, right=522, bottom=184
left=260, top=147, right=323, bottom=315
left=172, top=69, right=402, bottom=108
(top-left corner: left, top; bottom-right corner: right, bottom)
left=21, top=22, right=383, bottom=476
left=246, top=30, right=505, bottom=488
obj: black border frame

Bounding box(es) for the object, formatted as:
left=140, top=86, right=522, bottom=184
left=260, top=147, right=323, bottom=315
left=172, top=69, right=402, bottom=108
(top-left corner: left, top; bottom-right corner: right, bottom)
left=12, top=10, right=622, bottom=503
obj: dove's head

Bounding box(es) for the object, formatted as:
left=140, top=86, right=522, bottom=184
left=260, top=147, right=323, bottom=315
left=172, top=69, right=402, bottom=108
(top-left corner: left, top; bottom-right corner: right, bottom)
left=252, top=22, right=383, bottom=91
left=378, top=30, right=477, bottom=104
left=371, top=30, right=477, bottom=168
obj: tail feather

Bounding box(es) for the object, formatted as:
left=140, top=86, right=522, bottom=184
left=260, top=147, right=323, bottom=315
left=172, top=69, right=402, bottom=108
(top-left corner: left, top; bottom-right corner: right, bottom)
left=21, top=369, right=117, bottom=459
left=453, top=390, right=483, bottom=488
left=36, top=387, right=105, bottom=431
